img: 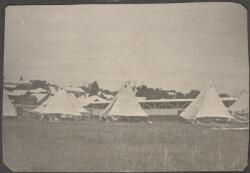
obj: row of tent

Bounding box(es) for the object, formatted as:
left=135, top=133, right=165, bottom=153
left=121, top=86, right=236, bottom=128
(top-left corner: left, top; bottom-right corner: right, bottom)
left=32, top=89, right=89, bottom=120
left=99, top=81, right=248, bottom=122
left=2, top=81, right=249, bottom=123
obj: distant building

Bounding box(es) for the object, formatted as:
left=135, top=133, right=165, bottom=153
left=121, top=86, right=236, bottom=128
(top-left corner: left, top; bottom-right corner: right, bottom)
left=4, top=80, right=32, bottom=91
left=78, top=95, right=109, bottom=107
left=7, top=89, right=29, bottom=102
left=3, top=84, right=17, bottom=91
left=104, top=94, right=114, bottom=100
left=28, top=88, right=48, bottom=94
left=97, top=91, right=114, bottom=100
left=166, top=90, right=177, bottom=97
left=65, top=86, right=86, bottom=97
left=4, top=80, right=31, bottom=86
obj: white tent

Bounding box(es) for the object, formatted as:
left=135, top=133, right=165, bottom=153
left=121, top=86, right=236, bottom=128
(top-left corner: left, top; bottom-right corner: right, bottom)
left=101, top=81, right=148, bottom=119
left=32, top=89, right=89, bottom=118
left=180, top=82, right=233, bottom=121
left=77, top=96, right=87, bottom=106
left=180, top=89, right=206, bottom=121
left=3, top=89, right=17, bottom=117
left=33, top=89, right=82, bottom=116
left=67, top=93, right=89, bottom=114
left=230, top=89, right=249, bottom=116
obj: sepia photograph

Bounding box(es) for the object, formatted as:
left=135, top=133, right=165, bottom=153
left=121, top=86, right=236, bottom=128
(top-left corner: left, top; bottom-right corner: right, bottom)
left=2, top=2, right=249, bottom=172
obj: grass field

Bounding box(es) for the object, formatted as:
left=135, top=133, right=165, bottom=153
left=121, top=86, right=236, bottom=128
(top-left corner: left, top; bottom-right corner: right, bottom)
left=2, top=119, right=249, bottom=172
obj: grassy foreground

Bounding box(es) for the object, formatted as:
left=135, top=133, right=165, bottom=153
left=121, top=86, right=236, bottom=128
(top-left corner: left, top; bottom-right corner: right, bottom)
left=2, top=119, right=249, bottom=172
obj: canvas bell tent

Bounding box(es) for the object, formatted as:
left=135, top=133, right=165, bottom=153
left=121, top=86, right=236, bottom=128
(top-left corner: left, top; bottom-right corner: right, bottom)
left=68, top=93, right=89, bottom=116
left=3, top=89, right=17, bottom=117
left=33, top=88, right=85, bottom=120
left=180, top=82, right=233, bottom=122
left=230, top=89, right=249, bottom=122
left=100, top=81, right=148, bottom=121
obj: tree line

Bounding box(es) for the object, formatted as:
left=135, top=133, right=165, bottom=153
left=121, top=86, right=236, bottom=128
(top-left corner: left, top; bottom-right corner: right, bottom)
left=81, top=81, right=230, bottom=99
left=5, top=78, right=231, bottom=99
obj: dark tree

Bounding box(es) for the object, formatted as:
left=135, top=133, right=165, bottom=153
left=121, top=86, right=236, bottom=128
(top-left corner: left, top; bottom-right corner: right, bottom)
left=30, top=80, right=50, bottom=91
left=88, top=81, right=99, bottom=95
left=176, top=92, right=185, bottom=99
left=185, top=90, right=200, bottom=98
left=219, top=93, right=230, bottom=98
left=135, top=85, right=148, bottom=97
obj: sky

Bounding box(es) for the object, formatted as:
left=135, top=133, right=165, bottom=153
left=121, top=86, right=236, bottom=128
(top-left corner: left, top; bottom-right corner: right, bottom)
left=4, top=2, right=249, bottom=95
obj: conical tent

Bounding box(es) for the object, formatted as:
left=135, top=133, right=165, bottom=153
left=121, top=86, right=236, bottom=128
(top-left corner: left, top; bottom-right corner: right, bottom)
left=77, top=96, right=87, bottom=106
left=230, top=89, right=249, bottom=115
left=34, top=89, right=82, bottom=116
left=180, top=82, right=233, bottom=120
left=3, top=89, right=17, bottom=117
left=68, top=93, right=89, bottom=114
left=180, top=88, right=205, bottom=120
left=101, top=81, right=148, bottom=119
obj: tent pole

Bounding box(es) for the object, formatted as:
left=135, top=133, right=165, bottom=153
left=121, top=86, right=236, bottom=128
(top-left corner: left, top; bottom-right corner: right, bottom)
left=40, top=114, right=44, bottom=121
